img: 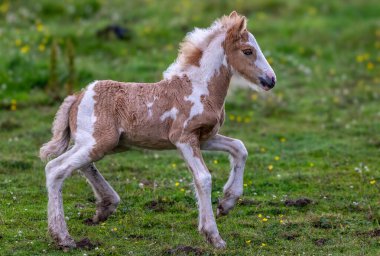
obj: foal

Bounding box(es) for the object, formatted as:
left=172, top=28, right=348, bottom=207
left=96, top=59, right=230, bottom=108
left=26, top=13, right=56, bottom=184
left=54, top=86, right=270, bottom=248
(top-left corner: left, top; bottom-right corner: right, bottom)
left=40, top=11, right=276, bottom=249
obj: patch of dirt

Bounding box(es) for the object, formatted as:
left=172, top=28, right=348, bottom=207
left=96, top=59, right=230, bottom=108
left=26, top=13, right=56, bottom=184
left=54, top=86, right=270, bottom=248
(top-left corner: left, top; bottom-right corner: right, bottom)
left=164, top=245, right=204, bottom=255
left=285, top=198, right=312, bottom=207
left=313, top=217, right=333, bottom=229
left=314, top=238, right=328, bottom=246
left=358, top=229, right=380, bottom=237
left=238, top=198, right=257, bottom=206
left=0, top=118, right=21, bottom=130
left=282, top=232, right=300, bottom=240
left=127, top=234, right=145, bottom=239
left=145, top=198, right=174, bottom=212
left=75, top=238, right=99, bottom=250
left=83, top=218, right=98, bottom=226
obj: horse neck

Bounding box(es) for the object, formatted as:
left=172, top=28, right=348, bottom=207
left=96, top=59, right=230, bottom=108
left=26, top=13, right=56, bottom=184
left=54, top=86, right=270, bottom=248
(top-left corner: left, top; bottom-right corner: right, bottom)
left=183, top=34, right=232, bottom=110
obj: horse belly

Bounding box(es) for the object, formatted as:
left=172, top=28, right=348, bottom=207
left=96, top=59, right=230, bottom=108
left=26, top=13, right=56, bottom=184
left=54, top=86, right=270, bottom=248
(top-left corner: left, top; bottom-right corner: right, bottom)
left=118, top=120, right=175, bottom=150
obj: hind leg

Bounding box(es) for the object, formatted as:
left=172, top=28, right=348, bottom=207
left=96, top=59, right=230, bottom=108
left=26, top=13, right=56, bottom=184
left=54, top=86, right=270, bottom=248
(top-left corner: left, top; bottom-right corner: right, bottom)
left=80, top=163, right=120, bottom=225
left=45, top=145, right=92, bottom=250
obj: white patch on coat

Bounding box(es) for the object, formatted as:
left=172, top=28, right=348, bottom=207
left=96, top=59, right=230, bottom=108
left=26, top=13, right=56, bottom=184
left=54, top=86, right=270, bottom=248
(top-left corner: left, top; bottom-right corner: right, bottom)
left=76, top=81, right=98, bottom=151
left=160, top=107, right=178, bottom=121
left=146, top=96, right=158, bottom=118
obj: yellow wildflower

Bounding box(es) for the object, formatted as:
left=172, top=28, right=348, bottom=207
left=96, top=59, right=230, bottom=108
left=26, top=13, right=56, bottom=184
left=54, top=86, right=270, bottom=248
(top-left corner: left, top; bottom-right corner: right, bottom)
left=243, top=117, right=251, bottom=123
left=246, top=240, right=251, bottom=244
left=367, top=62, right=374, bottom=70
left=0, top=1, right=9, bottom=14
left=20, top=45, right=30, bottom=54
left=268, top=165, right=273, bottom=171
left=370, top=180, right=376, bottom=185
left=261, top=243, right=267, bottom=247
left=309, top=162, right=315, bottom=167
left=262, top=218, right=268, bottom=222
left=213, top=159, right=218, bottom=164
left=260, top=147, right=266, bottom=153
left=10, top=99, right=17, bottom=111
left=171, top=163, right=177, bottom=169
left=251, top=94, right=258, bottom=101
left=38, top=44, right=45, bottom=52
left=236, top=116, right=242, bottom=123
left=274, top=156, right=280, bottom=161
left=36, top=22, right=44, bottom=32
left=356, top=55, right=364, bottom=63
left=280, top=219, right=284, bottom=224
left=229, top=114, right=235, bottom=121
left=15, top=39, right=22, bottom=46
left=112, top=227, right=117, bottom=232
left=180, top=188, right=185, bottom=192
left=175, top=182, right=180, bottom=187
left=280, top=137, right=286, bottom=143
left=257, top=214, right=262, bottom=218
left=244, top=183, right=247, bottom=187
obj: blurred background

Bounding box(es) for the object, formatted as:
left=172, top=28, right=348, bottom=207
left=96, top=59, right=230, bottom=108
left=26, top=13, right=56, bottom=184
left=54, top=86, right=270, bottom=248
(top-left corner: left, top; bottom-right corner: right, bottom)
left=0, top=0, right=380, bottom=255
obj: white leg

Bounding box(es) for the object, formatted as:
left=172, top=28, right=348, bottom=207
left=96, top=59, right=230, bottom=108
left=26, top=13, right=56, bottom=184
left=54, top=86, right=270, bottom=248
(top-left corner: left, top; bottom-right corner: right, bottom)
left=45, top=146, right=91, bottom=249
left=176, top=141, right=226, bottom=249
left=80, top=163, right=120, bottom=224
left=201, top=134, right=248, bottom=216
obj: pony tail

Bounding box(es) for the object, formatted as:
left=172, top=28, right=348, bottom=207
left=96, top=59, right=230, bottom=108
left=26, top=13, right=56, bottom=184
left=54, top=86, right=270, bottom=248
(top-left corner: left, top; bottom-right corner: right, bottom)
left=39, top=95, right=77, bottom=161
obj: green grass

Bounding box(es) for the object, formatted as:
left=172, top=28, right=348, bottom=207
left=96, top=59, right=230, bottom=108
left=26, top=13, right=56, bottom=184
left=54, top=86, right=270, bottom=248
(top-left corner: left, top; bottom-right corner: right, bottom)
left=1, top=0, right=380, bottom=255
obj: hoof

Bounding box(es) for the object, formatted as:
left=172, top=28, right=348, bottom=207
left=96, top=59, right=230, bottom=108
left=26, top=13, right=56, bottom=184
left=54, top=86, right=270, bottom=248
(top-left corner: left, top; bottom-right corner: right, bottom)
left=202, top=230, right=227, bottom=249
left=210, top=237, right=227, bottom=249
left=58, top=238, right=76, bottom=251
left=216, top=201, right=232, bottom=218
left=76, top=237, right=97, bottom=250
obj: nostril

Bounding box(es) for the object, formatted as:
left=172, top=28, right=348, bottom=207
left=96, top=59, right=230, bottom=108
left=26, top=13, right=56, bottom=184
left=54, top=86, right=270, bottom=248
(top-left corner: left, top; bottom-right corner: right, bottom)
left=271, top=77, right=276, bottom=87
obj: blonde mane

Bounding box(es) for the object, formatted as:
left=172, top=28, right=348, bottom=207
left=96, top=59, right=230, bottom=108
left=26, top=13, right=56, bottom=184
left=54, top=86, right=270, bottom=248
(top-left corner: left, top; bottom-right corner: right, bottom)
left=164, top=12, right=246, bottom=77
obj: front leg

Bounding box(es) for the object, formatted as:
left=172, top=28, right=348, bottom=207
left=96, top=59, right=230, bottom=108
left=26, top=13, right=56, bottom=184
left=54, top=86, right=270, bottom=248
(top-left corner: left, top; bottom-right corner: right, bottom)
left=176, top=139, right=226, bottom=249
left=201, top=134, right=248, bottom=217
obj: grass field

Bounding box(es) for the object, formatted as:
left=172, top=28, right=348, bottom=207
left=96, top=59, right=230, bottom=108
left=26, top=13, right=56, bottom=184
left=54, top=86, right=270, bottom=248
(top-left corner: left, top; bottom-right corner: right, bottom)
left=1, top=0, right=380, bottom=255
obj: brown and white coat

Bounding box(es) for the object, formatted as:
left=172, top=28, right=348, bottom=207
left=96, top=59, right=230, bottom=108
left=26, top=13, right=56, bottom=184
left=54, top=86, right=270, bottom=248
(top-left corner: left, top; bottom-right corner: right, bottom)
left=40, top=11, right=276, bottom=250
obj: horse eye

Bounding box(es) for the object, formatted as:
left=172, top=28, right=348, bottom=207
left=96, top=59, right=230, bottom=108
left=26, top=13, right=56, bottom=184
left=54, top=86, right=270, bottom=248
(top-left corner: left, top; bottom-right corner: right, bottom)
left=243, top=49, right=253, bottom=55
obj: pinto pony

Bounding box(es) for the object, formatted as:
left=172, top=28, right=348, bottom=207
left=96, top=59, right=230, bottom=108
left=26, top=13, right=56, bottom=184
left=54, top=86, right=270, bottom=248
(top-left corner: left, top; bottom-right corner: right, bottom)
left=40, top=11, right=276, bottom=249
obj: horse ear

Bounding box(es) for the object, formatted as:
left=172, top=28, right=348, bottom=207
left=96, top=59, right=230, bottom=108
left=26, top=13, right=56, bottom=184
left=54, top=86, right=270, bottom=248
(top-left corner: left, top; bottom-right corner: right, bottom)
left=229, top=11, right=238, bottom=18
left=237, top=16, right=247, bottom=34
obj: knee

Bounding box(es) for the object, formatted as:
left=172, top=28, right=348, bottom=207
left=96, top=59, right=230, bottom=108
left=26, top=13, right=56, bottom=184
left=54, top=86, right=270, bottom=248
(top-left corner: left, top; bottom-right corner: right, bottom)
left=233, top=140, right=248, bottom=161
left=45, top=164, right=68, bottom=190
left=197, top=172, right=212, bottom=191
left=112, top=194, right=121, bottom=206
